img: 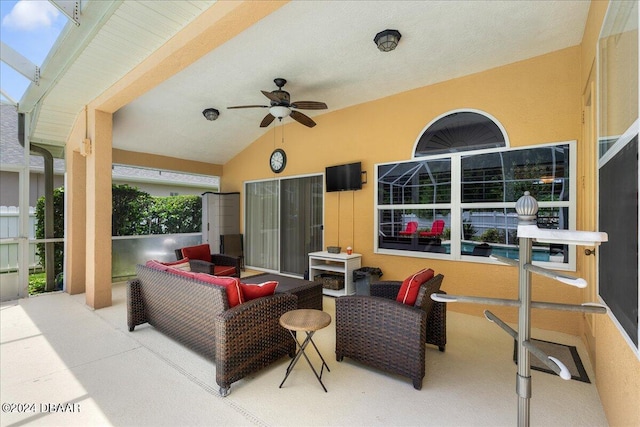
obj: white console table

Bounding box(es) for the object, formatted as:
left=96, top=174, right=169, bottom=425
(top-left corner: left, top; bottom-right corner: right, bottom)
left=308, top=251, right=362, bottom=297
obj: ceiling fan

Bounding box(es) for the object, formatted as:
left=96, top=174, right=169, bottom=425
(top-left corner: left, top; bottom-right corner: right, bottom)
left=228, top=78, right=327, bottom=128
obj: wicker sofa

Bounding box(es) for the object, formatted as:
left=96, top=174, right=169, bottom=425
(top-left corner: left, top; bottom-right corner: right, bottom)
left=127, top=264, right=296, bottom=396
left=335, top=274, right=446, bottom=390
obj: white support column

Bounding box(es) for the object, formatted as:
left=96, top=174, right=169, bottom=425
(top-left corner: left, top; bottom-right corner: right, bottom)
left=18, top=113, right=31, bottom=298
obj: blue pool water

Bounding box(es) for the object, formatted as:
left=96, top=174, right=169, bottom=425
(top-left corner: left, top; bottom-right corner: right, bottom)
left=459, top=243, right=552, bottom=262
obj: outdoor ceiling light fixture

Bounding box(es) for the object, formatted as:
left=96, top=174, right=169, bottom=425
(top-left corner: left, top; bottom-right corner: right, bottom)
left=202, top=108, right=220, bottom=121
left=269, top=105, right=291, bottom=120
left=374, top=29, right=402, bottom=52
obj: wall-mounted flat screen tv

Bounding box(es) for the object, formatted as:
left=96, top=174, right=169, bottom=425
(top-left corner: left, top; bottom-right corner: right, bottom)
left=326, top=162, right=362, bottom=192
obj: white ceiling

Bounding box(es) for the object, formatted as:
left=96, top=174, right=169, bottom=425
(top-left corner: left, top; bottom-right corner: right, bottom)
left=34, top=1, right=593, bottom=166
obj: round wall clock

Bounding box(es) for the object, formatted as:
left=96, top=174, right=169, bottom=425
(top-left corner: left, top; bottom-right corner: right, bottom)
left=270, top=148, right=287, bottom=173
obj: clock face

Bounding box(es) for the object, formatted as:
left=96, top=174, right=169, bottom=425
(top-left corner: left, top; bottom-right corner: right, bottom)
left=270, top=148, right=286, bottom=173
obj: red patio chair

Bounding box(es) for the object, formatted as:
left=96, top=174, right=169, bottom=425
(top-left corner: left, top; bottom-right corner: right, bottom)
left=174, top=243, right=241, bottom=277
left=419, top=220, right=445, bottom=237
left=399, top=221, right=419, bottom=236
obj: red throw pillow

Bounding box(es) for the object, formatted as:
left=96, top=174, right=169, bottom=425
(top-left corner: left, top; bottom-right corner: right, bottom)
left=396, top=268, right=435, bottom=306
left=194, top=273, right=244, bottom=307
left=180, top=244, right=211, bottom=262
left=240, top=281, right=278, bottom=301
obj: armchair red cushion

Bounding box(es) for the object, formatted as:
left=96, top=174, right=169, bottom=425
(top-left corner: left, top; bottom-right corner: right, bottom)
left=214, top=265, right=238, bottom=276
left=396, top=268, right=435, bottom=306
left=180, top=244, right=211, bottom=262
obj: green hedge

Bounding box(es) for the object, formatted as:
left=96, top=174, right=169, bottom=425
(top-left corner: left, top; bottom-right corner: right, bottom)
left=35, top=184, right=202, bottom=275
left=35, top=187, right=65, bottom=277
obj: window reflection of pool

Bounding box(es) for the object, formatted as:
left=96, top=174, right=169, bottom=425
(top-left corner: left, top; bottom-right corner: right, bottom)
left=377, top=236, right=565, bottom=262
left=458, top=242, right=559, bottom=262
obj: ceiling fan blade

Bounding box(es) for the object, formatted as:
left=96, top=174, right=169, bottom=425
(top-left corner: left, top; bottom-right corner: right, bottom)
left=261, top=90, right=283, bottom=103
left=227, top=105, right=269, bottom=109
left=260, top=114, right=276, bottom=127
left=290, top=110, right=316, bottom=128
left=290, top=101, right=327, bottom=110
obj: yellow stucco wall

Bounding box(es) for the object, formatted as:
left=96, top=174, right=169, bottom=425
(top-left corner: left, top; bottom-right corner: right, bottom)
left=222, top=45, right=584, bottom=333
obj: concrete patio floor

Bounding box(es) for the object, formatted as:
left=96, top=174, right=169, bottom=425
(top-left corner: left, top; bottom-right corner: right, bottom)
left=1, top=282, right=608, bottom=426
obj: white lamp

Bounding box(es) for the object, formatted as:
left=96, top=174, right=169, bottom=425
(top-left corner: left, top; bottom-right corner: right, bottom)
left=269, top=105, right=291, bottom=119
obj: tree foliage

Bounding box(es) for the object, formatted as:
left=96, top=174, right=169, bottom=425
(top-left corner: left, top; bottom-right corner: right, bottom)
left=146, top=194, right=202, bottom=234
left=35, top=187, right=65, bottom=277
left=35, top=184, right=202, bottom=274
left=112, top=185, right=152, bottom=236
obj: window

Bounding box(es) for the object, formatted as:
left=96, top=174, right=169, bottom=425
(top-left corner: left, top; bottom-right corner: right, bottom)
left=598, top=1, right=638, bottom=159
left=378, top=158, right=451, bottom=255
left=597, top=0, right=639, bottom=353
left=414, top=110, right=507, bottom=156
left=376, top=111, right=575, bottom=267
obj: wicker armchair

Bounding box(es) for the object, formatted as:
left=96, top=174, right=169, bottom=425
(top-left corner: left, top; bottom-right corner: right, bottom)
left=335, top=274, right=446, bottom=390
left=174, top=243, right=241, bottom=277
left=368, top=277, right=447, bottom=351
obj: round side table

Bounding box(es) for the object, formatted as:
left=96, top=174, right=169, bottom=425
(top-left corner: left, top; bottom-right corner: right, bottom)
left=279, top=309, right=331, bottom=392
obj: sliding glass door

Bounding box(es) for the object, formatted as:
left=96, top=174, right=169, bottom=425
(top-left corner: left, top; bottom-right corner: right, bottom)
left=280, top=176, right=323, bottom=275
left=246, top=180, right=279, bottom=271
left=245, top=175, right=323, bottom=276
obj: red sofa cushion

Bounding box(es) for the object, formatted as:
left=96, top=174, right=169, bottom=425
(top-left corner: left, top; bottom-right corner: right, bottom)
left=194, top=273, right=244, bottom=307
left=168, top=268, right=197, bottom=279
left=146, top=260, right=169, bottom=271
left=396, top=268, right=435, bottom=306
left=240, top=281, right=278, bottom=301
left=180, top=244, right=211, bottom=262
left=146, top=258, right=191, bottom=271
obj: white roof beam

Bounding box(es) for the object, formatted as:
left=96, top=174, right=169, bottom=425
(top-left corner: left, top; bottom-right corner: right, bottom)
left=1, top=88, right=18, bottom=106
left=20, top=0, right=122, bottom=113
left=0, top=42, right=40, bottom=84
left=49, top=0, right=80, bottom=26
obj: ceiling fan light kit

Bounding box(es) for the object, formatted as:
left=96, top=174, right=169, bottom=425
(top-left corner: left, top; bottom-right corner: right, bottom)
left=228, top=78, right=327, bottom=128
left=374, top=29, right=401, bottom=52
left=202, top=108, right=219, bottom=121
left=269, top=105, right=291, bottom=119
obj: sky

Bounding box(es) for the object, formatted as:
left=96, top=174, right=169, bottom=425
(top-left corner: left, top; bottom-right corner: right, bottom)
left=1, top=0, right=66, bottom=104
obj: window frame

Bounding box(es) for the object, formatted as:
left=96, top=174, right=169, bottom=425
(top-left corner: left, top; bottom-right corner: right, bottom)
left=375, top=140, right=577, bottom=271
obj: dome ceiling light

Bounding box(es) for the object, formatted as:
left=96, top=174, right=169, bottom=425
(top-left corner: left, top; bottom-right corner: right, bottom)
left=374, top=29, right=402, bottom=52
left=202, top=108, right=220, bottom=121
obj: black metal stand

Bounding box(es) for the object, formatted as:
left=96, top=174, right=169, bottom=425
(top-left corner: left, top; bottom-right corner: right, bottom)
left=280, top=329, right=330, bottom=392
